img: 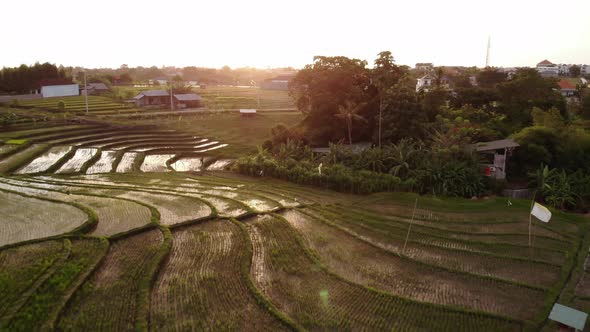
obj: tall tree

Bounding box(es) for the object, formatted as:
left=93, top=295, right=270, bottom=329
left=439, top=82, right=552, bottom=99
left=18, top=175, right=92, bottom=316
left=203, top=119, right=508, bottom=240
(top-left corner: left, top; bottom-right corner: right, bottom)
left=372, top=51, right=403, bottom=147
left=289, top=56, right=371, bottom=144
left=381, top=77, right=427, bottom=143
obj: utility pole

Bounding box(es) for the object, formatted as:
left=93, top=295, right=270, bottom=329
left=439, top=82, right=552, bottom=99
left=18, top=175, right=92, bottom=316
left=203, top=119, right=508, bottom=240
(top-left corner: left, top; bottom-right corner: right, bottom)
left=170, top=83, right=174, bottom=111
left=379, top=95, right=383, bottom=148
left=84, top=70, right=89, bottom=114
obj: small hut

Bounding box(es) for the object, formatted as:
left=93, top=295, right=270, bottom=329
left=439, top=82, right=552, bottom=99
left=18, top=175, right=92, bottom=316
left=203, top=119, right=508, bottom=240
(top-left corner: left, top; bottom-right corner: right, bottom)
left=473, top=139, right=519, bottom=180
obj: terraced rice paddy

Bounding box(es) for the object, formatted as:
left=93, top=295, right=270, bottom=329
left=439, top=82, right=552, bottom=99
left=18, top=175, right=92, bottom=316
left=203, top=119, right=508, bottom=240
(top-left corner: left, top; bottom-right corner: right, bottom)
left=169, top=157, right=205, bottom=171
left=15, top=146, right=71, bottom=174
left=116, top=152, right=139, bottom=173
left=56, top=148, right=98, bottom=173
left=1, top=121, right=590, bottom=331
left=0, top=190, right=87, bottom=246
left=18, top=96, right=126, bottom=113
left=140, top=154, right=174, bottom=172
left=86, top=150, right=117, bottom=174
left=151, top=220, right=288, bottom=331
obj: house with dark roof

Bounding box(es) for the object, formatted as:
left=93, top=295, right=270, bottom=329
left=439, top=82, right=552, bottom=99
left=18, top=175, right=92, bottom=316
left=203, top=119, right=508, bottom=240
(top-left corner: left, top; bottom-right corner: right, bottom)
left=558, top=80, right=576, bottom=97
left=82, top=82, right=110, bottom=96
left=173, top=94, right=202, bottom=108
left=133, top=90, right=170, bottom=107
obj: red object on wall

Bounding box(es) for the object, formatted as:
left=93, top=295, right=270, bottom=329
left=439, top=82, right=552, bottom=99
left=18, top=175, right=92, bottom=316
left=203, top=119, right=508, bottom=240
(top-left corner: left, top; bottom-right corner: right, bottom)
left=484, top=166, right=492, bottom=176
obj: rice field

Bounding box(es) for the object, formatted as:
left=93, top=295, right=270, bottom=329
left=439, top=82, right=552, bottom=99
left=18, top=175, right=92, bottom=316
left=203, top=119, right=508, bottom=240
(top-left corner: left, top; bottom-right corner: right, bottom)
left=151, top=220, right=288, bottom=331
left=57, top=230, right=164, bottom=331
left=1, top=122, right=589, bottom=331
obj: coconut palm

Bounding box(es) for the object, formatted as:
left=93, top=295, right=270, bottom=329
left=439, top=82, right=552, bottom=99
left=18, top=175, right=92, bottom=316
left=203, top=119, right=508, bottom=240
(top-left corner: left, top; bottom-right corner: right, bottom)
left=335, top=101, right=366, bottom=145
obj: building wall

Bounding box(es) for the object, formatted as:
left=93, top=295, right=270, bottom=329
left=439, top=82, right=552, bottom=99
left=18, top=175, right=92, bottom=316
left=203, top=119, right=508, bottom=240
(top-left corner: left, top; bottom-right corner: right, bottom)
left=40, top=84, right=79, bottom=98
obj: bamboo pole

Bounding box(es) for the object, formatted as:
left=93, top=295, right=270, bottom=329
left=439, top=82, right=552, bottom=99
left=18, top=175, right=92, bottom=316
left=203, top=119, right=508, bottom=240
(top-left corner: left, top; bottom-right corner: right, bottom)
left=529, top=191, right=537, bottom=248
left=402, top=198, right=418, bottom=254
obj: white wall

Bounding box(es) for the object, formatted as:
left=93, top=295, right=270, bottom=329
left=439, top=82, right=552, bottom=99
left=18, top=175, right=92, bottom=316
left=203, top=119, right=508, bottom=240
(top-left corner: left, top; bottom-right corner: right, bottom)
left=40, top=84, right=79, bottom=98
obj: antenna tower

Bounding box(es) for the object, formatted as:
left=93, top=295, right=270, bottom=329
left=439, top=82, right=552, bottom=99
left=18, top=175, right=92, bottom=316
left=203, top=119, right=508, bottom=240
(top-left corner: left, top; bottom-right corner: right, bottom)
left=485, top=36, right=491, bottom=68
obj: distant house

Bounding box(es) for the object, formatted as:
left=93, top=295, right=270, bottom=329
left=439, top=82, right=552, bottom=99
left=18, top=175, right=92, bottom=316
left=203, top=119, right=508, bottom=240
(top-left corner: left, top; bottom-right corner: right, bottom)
left=416, top=74, right=451, bottom=92
left=173, top=94, right=202, bottom=108
left=261, top=75, right=294, bottom=90
left=582, top=64, right=590, bottom=76
left=536, top=60, right=559, bottom=77
left=133, top=90, right=170, bottom=107
left=558, top=80, right=576, bottom=97
left=473, top=139, right=519, bottom=180
left=415, top=63, right=433, bottom=71
left=416, top=74, right=434, bottom=92
left=82, top=83, right=110, bottom=96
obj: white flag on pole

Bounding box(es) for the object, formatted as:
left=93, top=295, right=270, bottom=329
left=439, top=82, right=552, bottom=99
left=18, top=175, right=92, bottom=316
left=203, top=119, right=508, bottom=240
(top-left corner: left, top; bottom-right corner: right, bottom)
left=531, top=202, right=551, bottom=223
left=318, top=163, right=323, bottom=175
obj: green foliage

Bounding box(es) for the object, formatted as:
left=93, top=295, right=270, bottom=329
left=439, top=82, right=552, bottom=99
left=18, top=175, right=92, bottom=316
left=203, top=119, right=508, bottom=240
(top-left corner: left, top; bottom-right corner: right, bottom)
left=531, top=107, right=565, bottom=129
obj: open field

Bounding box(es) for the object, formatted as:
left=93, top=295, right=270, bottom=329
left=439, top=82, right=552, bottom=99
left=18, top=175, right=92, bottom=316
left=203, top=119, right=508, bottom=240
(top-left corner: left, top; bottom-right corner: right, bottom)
left=0, top=119, right=589, bottom=330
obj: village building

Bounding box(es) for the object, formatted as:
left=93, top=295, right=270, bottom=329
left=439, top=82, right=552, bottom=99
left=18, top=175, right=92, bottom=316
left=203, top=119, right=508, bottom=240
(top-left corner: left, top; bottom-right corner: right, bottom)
left=558, top=80, right=577, bottom=97
left=536, top=60, right=559, bottom=77
left=416, top=74, right=434, bottom=92
left=133, top=90, right=202, bottom=108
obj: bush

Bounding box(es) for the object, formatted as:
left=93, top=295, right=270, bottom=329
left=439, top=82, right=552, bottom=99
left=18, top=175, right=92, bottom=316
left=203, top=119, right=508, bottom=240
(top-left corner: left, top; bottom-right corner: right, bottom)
left=57, top=100, right=66, bottom=111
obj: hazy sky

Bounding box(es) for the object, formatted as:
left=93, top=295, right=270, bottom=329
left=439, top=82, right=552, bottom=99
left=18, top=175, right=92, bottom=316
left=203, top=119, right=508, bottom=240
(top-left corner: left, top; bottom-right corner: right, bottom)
left=2, top=0, right=589, bottom=69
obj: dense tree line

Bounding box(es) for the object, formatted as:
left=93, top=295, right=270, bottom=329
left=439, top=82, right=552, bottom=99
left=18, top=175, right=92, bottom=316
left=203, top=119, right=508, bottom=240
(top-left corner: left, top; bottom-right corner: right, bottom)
left=0, top=63, right=69, bottom=94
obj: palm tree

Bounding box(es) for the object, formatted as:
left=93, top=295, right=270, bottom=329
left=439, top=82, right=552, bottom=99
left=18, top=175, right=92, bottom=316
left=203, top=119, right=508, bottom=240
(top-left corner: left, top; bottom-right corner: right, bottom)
left=335, top=101, right=366, bottom=145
